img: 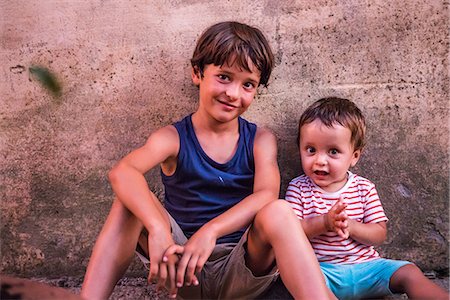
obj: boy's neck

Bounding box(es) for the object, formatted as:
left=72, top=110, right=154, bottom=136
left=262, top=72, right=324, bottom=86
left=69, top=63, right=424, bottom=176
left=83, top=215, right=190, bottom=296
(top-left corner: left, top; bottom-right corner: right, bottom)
left=191, top=111, right=239, bottom=135
left=191, top=111, right=241, bottom=164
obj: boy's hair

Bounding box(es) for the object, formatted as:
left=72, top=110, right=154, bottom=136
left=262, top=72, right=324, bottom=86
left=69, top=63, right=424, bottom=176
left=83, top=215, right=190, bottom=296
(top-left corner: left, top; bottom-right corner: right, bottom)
left=297, top=97, right=366, bottom=151
left=191, top=21, right=274, bottom=87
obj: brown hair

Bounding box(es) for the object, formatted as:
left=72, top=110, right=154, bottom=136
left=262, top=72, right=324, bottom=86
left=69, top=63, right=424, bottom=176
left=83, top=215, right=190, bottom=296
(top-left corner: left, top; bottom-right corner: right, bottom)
left=191, top=21, right=274, bottom=87
left=297, top=97, right=366, bottom=151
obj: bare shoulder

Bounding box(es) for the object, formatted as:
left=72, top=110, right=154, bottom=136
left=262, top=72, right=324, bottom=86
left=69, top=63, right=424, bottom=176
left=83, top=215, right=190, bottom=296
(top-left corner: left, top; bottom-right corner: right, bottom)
left=144, top=124, right=179, bottom=159
left=142, top=125, right=179, bottom=174
left=254, top=127, right=277, bottom=150
left=253, top=127, right=280, bottom=194
left=148, top=124, right=178, bottom=138
left=111, top=124, right=180, bottom=175
left=253, top=126, right=278, bottom=164
left=120, top=125, right=178, bottom=165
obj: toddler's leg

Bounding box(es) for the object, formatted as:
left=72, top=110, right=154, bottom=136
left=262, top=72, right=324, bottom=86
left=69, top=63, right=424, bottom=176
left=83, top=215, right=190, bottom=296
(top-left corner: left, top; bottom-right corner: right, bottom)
left=81, top=198, right=144, bottom=300
left=390, top=263, right=449, bottom=299
left=247, top=200, right=335, bottom=299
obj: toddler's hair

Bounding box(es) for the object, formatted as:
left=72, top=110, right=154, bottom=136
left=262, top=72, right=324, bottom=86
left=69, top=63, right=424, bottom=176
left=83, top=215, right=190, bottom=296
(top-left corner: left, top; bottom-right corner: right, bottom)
left=191, top=21, right=274, bottom=87
left=298, top=97, right=366, bottom=151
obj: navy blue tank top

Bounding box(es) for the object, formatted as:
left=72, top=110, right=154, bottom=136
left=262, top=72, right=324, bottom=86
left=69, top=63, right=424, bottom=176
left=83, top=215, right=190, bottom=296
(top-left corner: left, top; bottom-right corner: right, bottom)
left=162, top=114, right=256, bottom=244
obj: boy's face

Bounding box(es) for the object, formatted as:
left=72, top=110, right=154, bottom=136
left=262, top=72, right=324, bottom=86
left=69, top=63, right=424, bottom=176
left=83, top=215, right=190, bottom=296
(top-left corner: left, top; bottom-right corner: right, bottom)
left=299, top=119, right=361, bottom=193
left=192, top=59, right=260, bottom=124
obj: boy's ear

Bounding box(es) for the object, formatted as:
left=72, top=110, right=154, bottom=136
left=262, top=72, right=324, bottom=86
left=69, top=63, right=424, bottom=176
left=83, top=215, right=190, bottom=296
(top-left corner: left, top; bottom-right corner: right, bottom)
left=191, top=66, right=201, bottom=86
left=350, top=149, right=361, bottom=168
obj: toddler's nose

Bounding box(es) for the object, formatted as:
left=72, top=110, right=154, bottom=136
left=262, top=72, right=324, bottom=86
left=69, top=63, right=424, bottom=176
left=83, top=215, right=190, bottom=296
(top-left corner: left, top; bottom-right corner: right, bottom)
left=315, top=153, right=327, bottom=166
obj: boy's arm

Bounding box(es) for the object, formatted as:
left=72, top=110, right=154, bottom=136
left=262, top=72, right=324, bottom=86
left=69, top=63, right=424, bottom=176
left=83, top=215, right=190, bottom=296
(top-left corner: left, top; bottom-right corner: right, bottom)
left=173, top=127, right=280, bottom=286
left=108, top=125, right=181, bottom=293
left=108, top=125, right=178, bottom=232
left=206, top=127, right=281, bottom=234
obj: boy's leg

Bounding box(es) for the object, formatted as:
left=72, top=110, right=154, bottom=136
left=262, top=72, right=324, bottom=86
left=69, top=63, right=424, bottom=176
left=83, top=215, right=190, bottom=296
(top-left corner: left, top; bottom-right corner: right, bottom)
left=247, top=200, right=335, bottom=299
left=390, top=263, right=449, bottom=299
left=81, top=198, right=145, bottom=300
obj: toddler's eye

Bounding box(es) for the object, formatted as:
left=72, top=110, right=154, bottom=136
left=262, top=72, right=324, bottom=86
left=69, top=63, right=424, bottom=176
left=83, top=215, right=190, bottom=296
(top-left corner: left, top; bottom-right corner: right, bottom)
left=329, top=149, right=339, bottom=155
left=306, top=147, right=315, bottom=154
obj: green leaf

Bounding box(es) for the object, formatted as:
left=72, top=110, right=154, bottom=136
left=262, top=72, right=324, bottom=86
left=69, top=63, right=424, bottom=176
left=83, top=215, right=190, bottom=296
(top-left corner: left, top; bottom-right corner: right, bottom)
left=29, top=66, right=62, bottom=98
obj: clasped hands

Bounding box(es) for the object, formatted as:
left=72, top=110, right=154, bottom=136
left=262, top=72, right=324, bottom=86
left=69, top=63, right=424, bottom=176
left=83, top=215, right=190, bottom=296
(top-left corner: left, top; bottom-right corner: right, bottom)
left=324, top=195, right=350, bottom=239
left=147, top=227, right=216, bottom=298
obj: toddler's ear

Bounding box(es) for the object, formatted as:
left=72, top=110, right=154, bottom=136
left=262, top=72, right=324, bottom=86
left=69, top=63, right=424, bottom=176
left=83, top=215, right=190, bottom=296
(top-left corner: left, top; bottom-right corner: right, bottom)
left=350, top=149, right=361, bottom=167
left=191, top=66, right=201, bottom=86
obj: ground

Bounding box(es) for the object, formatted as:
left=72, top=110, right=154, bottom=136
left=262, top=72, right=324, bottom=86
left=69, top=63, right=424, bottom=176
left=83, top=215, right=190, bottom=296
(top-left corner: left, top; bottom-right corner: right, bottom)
left=2, top=274, right=447, bottom=299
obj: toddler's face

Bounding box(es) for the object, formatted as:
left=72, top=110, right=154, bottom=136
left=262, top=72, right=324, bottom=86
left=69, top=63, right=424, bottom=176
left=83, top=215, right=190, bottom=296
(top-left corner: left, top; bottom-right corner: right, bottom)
left=299, top=119, right=360, bottom=192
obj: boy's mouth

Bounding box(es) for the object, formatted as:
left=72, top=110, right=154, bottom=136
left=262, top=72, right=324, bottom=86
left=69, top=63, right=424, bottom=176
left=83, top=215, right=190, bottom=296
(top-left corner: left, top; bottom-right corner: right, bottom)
left=217, top=99, right=238, bottom=109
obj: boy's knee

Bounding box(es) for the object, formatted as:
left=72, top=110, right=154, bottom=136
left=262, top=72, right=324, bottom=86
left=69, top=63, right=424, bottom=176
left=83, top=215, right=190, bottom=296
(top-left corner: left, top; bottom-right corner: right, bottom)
left=269, top=200, right=296, bottom=215
left=253, top=200, right=296, bottom=233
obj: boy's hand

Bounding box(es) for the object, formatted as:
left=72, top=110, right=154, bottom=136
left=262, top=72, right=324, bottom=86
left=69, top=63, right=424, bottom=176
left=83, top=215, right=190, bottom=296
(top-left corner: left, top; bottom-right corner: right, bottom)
left=325, top=196, right=349, bottom=239
left=162, top=245, right=200, bottom=294
left=158, top=251, right=180, bottom=298
left=147, top=232, right=179, bottom=298
left=171, top=226, right=217, bottom=288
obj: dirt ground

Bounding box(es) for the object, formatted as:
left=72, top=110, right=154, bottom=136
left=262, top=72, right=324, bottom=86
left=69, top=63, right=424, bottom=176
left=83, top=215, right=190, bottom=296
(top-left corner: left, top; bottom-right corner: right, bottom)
left=2, top=274, right=447, bottom=300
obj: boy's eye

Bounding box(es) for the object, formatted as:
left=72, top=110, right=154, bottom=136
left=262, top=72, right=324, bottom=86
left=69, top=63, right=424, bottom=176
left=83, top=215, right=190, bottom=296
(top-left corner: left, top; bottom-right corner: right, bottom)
left=243, top=82, right=255, bottom=90
left=218, top=74, right=230, bottom=81
left=306, top=147, right=315, bottom=154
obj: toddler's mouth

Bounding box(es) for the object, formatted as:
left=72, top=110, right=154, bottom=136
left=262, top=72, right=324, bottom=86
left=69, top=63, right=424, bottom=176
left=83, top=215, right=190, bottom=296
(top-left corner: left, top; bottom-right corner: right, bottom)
left=314, top=170, right=329, bottom=176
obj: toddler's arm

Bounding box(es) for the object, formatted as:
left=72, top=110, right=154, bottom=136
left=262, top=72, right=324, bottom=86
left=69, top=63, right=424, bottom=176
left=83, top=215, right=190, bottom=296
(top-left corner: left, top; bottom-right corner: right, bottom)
left=347, top=220, right=387, bottom=246
left=301, top=196, right=349, bottom=239
left=346, top=184, right=388, bottom=246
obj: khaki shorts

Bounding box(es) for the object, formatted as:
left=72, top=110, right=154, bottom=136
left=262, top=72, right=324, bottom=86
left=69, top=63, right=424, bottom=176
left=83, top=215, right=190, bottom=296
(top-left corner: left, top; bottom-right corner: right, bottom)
left=136, top=214, right=279, bottom=299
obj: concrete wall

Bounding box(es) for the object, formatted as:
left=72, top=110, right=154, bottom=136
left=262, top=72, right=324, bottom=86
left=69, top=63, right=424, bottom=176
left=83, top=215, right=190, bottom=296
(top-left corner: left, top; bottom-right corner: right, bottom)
left=1, top=0, right=448, bottom=278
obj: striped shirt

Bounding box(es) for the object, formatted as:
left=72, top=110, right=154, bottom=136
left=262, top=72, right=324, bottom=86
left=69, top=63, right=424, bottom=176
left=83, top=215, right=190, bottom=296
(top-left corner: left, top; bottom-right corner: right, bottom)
left=285, top=172, right=388, bottom=264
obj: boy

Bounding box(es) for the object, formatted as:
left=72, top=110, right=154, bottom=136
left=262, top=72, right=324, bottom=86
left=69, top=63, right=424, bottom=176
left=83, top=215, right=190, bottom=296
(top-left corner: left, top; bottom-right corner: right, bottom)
left=81, top=22, right=333, bottom=299
left=285, top=97, right=449, bottom=299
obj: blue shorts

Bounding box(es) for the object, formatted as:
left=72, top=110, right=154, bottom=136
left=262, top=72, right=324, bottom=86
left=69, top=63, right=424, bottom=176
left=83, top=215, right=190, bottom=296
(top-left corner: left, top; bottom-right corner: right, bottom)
left=320, top=258, right=411, bottom=300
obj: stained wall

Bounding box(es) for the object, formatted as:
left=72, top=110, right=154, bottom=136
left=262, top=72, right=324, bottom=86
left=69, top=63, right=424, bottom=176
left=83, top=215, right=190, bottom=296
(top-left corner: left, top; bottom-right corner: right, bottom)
left=1, top=0, right=448, bottom=277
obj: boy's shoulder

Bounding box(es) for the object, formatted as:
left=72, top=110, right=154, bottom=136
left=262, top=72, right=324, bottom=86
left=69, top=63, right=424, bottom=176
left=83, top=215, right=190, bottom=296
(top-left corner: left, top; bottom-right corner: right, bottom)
left=254, top=126, right=275, bottom=141
left=251, top=121, right=277, bottom=148
left=171, top=114, right=192, bottom=130
left=144, top=122, right=180, bottom=155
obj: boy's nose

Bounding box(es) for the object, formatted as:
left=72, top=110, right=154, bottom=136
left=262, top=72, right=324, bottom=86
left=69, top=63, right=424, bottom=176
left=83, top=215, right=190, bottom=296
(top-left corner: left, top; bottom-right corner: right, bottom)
left=225, top=83, right=240, bottom=100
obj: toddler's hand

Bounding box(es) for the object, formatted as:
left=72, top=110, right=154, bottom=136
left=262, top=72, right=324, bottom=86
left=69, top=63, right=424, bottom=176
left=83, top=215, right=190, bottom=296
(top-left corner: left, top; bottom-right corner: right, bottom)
left=325, top=195, right=349, bottom=239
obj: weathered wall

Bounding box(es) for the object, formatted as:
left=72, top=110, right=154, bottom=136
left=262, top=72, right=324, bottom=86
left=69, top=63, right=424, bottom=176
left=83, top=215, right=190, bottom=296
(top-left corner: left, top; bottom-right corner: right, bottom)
left=1, top=0, right=448, bottom=278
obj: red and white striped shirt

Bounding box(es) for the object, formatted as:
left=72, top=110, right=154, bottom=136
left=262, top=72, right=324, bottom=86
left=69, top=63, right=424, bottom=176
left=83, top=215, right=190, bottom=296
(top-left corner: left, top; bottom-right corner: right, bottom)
left=285, top=172, right=388, bottom=264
